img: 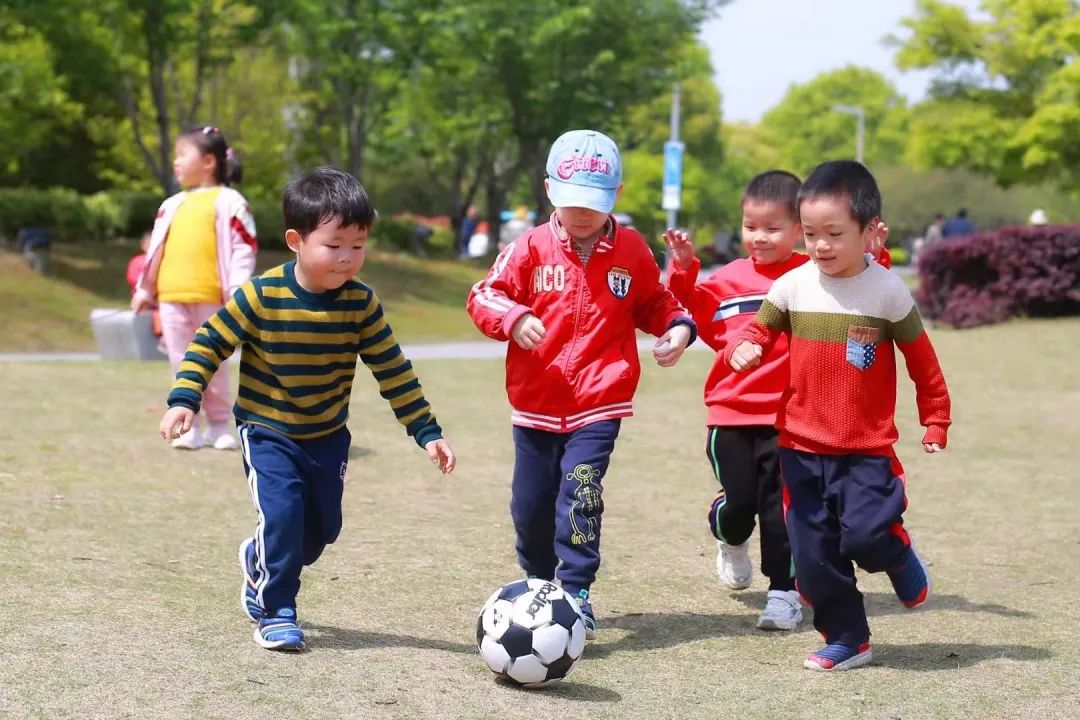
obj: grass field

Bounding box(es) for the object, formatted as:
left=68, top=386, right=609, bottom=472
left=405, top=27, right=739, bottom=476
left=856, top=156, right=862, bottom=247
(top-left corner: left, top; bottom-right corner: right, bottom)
left=0, top=243, right=485, bottom=352
left=1, top=319, right=1078, bottom=719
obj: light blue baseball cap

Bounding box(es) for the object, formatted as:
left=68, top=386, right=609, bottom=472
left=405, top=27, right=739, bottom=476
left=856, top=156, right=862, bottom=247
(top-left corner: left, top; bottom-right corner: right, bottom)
left=545, top=130, right=622, bottom=214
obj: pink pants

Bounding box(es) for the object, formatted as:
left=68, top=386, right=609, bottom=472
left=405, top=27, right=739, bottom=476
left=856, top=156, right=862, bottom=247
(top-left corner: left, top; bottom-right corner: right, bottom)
left=159, top=301, right=233, bottom=425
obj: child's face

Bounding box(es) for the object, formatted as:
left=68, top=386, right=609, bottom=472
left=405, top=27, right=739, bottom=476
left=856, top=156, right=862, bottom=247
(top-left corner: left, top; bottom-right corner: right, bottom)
left=741, top=200, right=801, bottom=265
left=172, top=139, right=216, bottom=188
left=286, top=218, right=368, bottom=292
left=554, top=206, right=609, bottom=240
left=800, top=195, right=877, bottom=278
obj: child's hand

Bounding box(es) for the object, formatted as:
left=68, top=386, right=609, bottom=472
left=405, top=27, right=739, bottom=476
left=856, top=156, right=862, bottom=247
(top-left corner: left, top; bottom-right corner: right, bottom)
left=662, top=228, right=696, bottom=270
left=729, top=341, right=762, bottom=372
left=653, top=324, right=692, bottom=367
left=160, top=406, right=194, bottom=440
left=511, top=313, right=547, bottom=350
left=131, top=292, right=154, bottom=314
left=425, top=439, right=456, bottom=474
left=923, top=443, right=943, bottom=454
left=867, top=220, right=889, bottom=257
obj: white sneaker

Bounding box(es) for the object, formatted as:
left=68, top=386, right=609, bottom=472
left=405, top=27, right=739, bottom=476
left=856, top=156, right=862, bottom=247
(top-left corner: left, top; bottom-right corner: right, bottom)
left=717, top=540, right=752, bottom=589
left=170, top=428, right=205, bottom=450
left=756, top=589, right=803, bottom=630
left=206, top=425, right=239, bottom=451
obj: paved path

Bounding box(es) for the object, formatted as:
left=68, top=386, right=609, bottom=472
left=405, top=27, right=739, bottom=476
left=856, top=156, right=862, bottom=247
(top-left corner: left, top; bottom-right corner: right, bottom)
left=0, top=338, right=711, bottom=364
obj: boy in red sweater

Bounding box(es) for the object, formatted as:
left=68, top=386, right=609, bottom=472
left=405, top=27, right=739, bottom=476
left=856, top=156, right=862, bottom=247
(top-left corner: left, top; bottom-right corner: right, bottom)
left=665, top=171, right=808, bottom=631
left=728, top=160, right=951, bottom=672
left=467, top=129, right=696, bottom=638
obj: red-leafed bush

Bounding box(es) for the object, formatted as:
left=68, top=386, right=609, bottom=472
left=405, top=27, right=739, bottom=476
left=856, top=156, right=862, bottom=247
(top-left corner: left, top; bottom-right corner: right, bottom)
left=917, top=225, right=1080, bottom=328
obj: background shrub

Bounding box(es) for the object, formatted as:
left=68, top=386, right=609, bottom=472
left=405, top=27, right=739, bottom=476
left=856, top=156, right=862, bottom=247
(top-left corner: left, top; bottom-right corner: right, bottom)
left=917, top=225, right=1080, bottom=328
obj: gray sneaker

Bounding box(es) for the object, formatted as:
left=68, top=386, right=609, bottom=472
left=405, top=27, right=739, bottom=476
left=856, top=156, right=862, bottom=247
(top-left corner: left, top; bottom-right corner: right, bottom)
left=756, top=589, right=802, bottom=630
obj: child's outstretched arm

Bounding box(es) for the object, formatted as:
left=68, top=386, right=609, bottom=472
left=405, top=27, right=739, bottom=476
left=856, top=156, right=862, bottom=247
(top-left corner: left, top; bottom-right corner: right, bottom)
left=466, top=240, right=537, bottom=345
left=357, top=290, right=451, bottom=465
left=663, top=228, right=728, bottom=352
left=163, top=284, right=258, bottom=431
left=890, top=305, right=951, bottom=453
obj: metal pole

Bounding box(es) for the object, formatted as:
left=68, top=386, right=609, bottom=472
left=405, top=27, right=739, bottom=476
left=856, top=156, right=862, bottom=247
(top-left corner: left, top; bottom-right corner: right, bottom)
left=832, top=104, right=866, bottom=164
left=856, top=109, right=865, bottom=165
left=667, top=82, right=680, bottom=230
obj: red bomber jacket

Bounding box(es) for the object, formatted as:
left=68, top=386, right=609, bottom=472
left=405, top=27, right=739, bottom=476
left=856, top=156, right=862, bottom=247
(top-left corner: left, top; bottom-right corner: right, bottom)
left=467, top=214, right=696, bottom=432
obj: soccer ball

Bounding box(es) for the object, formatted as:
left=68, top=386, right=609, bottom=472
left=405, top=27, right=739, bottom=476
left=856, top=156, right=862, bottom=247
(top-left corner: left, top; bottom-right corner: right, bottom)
left=476, top=579, right=587, bottom=687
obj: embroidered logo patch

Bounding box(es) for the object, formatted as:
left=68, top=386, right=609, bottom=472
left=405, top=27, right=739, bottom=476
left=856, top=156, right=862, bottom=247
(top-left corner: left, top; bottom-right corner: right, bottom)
left=846, top=325, right=881, bottom=371
left=607, top=267, right=632, bottom=299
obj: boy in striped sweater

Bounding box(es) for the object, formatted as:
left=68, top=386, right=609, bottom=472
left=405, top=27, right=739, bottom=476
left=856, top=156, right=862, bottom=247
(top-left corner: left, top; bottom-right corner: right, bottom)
left=727, top=161, right=951, bottom=672
left=159, top=167, right=456, bottom=652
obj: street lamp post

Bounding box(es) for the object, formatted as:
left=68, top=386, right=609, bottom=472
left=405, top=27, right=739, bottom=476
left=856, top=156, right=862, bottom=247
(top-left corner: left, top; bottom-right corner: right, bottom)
left=832, top=104, right=865, bottom=164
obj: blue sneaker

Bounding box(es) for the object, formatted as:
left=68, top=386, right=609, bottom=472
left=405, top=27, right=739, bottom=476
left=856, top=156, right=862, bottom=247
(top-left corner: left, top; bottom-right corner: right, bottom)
left=804, top=642, right=873, bottom=671
left=888, top=543, right=931, bottom=608
left=573, top=589, right=597, bottom=640
left=238, top=538, right=265, bottom=622
left=254, top=607, right=305, bottom=651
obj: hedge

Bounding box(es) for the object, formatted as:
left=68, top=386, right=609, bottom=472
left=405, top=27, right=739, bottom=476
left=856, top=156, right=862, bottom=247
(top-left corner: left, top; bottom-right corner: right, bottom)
left=917, top=224, right=1080, bottom=328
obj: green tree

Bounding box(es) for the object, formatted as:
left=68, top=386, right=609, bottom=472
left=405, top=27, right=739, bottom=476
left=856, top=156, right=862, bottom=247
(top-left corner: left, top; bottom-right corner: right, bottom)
left=11, top=0, right=272, bottom=195
left=892, top=0, right=1080, bottom=191
left=756, top=66, right=909, bottom=174
left=617, top=43, right=739, bottom=245
left=455, top=0, right=725, bottom=219
left=0, top=15, right=82, bottom=183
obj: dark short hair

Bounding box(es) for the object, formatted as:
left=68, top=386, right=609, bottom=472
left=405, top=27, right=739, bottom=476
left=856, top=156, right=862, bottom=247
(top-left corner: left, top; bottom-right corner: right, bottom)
left=742, top=170, right=802, bottom=221
left=283, top=167, right=377, bottom=238
left=797, top=160, right=881, bottom=229
left=957, top=207, right=968, bottom=218
left=178, top=126, right=241, bottom=186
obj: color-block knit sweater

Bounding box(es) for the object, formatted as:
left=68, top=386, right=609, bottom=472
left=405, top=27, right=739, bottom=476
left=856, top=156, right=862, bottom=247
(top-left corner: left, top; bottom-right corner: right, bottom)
left=723, top=258, right=951, bottom=456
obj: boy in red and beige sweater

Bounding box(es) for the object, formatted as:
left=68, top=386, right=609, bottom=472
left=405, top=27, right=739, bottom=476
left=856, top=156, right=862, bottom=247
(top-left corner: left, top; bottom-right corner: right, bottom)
left=728, top=160, right=951, bottom=672
left=665, top=171, right=810, bottom=631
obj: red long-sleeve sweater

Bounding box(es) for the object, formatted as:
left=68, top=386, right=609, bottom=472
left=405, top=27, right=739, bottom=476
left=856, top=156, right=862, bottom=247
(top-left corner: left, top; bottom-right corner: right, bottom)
left=723, top=258, right=951, bottom=456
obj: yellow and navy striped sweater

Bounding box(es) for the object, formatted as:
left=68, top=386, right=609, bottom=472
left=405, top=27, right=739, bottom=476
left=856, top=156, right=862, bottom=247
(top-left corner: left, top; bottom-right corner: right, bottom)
left=168, top=262, right=442, bottom=446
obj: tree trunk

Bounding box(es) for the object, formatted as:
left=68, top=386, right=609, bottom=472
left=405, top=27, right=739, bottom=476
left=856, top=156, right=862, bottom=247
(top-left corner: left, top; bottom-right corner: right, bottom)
left=144, top=4, right=175, bottom=194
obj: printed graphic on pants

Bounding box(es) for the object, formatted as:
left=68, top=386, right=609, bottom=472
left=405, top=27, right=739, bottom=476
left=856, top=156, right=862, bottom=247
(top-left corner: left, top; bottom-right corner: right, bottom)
left=845, top=325, right=880, bottom=371
left=568, top=464, right=602, bottom=545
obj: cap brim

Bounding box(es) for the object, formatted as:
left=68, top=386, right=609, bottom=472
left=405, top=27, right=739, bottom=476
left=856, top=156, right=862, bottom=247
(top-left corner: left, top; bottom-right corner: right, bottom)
left=546, top=179, right=617, bottom=214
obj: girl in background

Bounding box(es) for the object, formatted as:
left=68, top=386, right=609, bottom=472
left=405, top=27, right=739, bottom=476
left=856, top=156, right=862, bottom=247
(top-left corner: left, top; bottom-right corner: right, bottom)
left=133, top=126, right=257, bottom=450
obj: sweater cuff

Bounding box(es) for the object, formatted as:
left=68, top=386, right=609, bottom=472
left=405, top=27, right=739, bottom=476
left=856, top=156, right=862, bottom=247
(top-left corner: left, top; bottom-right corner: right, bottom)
left=414, top=420, right=444, bottom=449
left=167, top=389, right=201, bottom=414
left=922, top=424, right=948, bottom=448
left=667, top=316, right=698, bottom=347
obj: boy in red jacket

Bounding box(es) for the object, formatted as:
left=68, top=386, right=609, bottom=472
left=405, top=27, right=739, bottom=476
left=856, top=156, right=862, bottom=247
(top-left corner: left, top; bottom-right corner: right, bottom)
left=728, top=160, right=951, bottom=672
left=665, top=171, right=809, bottom=631
left=467, top=129, right=696, bottom=638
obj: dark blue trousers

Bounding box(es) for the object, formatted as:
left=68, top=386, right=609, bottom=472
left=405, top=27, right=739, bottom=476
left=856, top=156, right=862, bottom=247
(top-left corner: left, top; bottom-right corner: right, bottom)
left=238, top=423, right=351, bottom=614
left=779, top=448, right=910, bottom=647
left=510, top=420, right=621, bottom=597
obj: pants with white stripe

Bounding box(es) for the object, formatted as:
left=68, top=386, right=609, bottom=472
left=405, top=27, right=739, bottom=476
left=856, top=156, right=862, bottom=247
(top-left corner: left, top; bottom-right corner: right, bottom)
left=705, top=425, right=794, bottom=591
left=239, top=423, right=350, bottom=614
left=510, top=420, right=620, bottom=598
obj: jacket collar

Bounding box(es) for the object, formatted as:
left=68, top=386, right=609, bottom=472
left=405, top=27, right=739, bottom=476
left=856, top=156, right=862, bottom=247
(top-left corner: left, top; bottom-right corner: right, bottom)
left=548, top=212, right=617, bottom=255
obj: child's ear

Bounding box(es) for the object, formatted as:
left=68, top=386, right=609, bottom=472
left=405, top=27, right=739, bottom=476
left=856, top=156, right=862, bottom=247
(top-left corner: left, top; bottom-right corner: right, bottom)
left=614, top=183, right=624, bottom=201
left=285, top=229, right=303, bottom=253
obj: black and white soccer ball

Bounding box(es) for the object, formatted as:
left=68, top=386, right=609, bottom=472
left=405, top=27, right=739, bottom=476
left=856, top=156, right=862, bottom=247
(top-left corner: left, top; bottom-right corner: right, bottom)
left=476, top=579, right=587, bottom=687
